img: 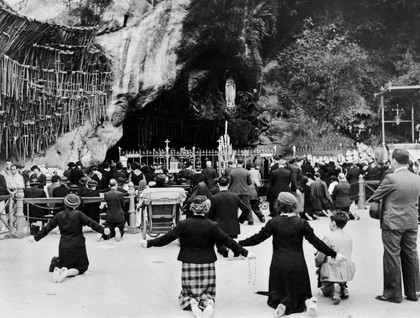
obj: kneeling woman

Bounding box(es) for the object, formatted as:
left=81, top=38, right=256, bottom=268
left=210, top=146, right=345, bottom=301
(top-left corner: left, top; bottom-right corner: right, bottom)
left=239, top=192, right=345, bottom=317
left=140, top=195, right=255, bottom=318
left=29, top=193, right=110, bottom=283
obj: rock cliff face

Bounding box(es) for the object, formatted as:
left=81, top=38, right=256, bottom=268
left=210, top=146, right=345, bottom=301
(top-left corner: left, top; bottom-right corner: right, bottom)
left=6, top=0, right=270, bottom=167
left=5, top=0, right=416, bottom=166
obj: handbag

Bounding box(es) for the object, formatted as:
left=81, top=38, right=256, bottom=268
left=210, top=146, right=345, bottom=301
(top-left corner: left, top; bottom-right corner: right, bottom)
left=369, top=201, right=382, bottom=219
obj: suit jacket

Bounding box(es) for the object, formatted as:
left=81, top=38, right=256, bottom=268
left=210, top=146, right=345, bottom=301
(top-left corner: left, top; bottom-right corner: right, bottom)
left=229, top=167, right=252, bottom=195
left=207, top=190, right=249, bottom=235
left=24, top=186, right=47, bottom=219
left=80, top=188, right=101, bottom=220
left=147, top=215, right=248, bottom=263
left=268, top=167, right=291, bottom=199
left=104, top=189, right=126, bottom=223
left=290, top=165, right=303, bottom=192
left=52, top=184, right=70, bottom=212
left=201, top=167, right=219, bottom=190
left=332, top=180, right=351, bottom=209
left=370, top=168, right=420, bottom=230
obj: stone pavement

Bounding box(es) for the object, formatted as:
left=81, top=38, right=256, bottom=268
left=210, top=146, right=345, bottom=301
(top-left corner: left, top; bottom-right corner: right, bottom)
left=0, top=207, right=419, bottom=318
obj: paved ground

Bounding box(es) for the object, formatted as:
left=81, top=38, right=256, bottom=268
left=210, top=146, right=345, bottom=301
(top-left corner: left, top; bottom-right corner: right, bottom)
left=0, top=206, right=419, bottom=318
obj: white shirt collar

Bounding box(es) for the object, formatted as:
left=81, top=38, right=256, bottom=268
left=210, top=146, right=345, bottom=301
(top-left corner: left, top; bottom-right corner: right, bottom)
left=394, top=166, right=408, bottom=173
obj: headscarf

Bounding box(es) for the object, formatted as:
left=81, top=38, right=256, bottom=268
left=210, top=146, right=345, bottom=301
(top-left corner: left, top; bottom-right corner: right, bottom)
left=190, top=195, right=211, bottom=214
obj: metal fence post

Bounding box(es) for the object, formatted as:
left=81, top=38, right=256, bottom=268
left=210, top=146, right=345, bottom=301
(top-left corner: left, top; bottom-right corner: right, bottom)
left=127, top=182, right=139, bottom=234
left=358, top=175, right=365, bottom=209
left=15, top=189, right=26, bottom=237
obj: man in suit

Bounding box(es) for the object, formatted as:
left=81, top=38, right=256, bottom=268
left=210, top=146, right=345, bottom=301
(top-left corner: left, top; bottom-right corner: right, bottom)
left=24, top=179, right=47, bottom=228
left=346, top=161, right=361, bottom=204
left=290, top=157, right=305, bottom=214
left=201, top=161, right=219, bottom=193
left=268, top=158, right=291, bottom=217
left=80, top=180, right=101, bottom=224
left=102, top=179, right=126, bottom=241
left=229, top=157, right=256, bottom=224
left=52, top=176, right=70, bottom=213
left=370, top=149, right=420, bottom=303
left=206, top=176, right=249, bottom=257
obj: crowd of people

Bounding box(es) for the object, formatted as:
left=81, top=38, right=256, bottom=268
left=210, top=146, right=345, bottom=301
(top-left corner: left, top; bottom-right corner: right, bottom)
left=2, top=148, right=420, bottom=317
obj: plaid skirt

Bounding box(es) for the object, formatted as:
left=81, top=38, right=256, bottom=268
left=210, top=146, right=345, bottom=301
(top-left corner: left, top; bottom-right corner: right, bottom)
left=179, top=262, right=216, bottom=310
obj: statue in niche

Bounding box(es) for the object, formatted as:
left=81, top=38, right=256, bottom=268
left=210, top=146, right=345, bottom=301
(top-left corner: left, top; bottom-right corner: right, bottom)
left=225, top=71, right=236, bottom=113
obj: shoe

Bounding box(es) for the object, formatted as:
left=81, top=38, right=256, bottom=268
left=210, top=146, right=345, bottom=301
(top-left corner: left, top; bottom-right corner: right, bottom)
left=49, top=256, right=60, bottom=272
left=405, top=295, right=419, bottom=301
left=202, top=299, right=214, bottom=318
left=305, top=297, right=318, bottom=317
left=341, top=287, right=349, bottom=299
left=52, top=267, right=60, bottom=283
left=115, top=228, right=121, bottom=242
left=375, top=295, right=401, bottom=303
left=190, top=299, right=202, bottom=318
left=275, top=303, right=286, bottom=317
left=332, top=283, right=341, bottom=305
left=259, top=216, right=266, bottom=223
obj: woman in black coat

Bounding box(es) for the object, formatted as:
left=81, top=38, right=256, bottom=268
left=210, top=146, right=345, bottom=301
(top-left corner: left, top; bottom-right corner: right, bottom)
left=239, top=192, right=345, bottom=317
left=29, top=194, right=110, bottom=283
left=141, top=195, right=255, bottom=318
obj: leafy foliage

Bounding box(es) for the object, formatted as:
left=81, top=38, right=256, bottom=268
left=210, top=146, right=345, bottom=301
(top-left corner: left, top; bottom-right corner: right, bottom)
left=272, top=19, right=381, bottom=143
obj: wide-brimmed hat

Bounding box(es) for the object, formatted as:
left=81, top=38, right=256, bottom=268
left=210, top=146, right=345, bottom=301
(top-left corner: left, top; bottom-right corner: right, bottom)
left=63, top=194, right=81, bottom=209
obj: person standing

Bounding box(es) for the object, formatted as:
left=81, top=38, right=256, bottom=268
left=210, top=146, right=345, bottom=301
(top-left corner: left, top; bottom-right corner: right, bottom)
left=229, top=157, right=258, bottom=224
left=6, top=164, right=25, bottom=195
left=0, top=173, right=9, bottom=231
left=290, top=157, right=305, bottom=215
left=140, top=196, right=255, bottom=318
left=346, top=161, right=361, bottom=205
left=206, top=176, right=250, bottom=257
left=28, top=194, right=110, bottom=283
left=201, top=161, right=219, bottom=193
left=332, top=173, right=359, bottom=220
left=239, top=192, right=345, bottom=317
left=370, top=149, right=420, bottom=303
left=268, top=158, right=291, bottom=217
left=249, top=162, right=262, bottom=187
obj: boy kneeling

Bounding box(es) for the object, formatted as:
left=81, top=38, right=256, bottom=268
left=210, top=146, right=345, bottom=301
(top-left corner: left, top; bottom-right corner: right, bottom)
left=315, top=211, right=356, bottom=305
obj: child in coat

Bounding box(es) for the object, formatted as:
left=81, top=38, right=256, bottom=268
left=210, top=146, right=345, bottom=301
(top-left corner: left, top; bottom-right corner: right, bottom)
left=315, top=211, right=356, bottom=305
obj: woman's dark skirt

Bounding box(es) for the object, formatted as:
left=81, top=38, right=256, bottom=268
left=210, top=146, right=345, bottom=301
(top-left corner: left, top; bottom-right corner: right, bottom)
left=58, top=246, right=89, bottom=274
left=267, top=265, right=312, bottom=315
left=179, top=262, right=216, bottom=310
